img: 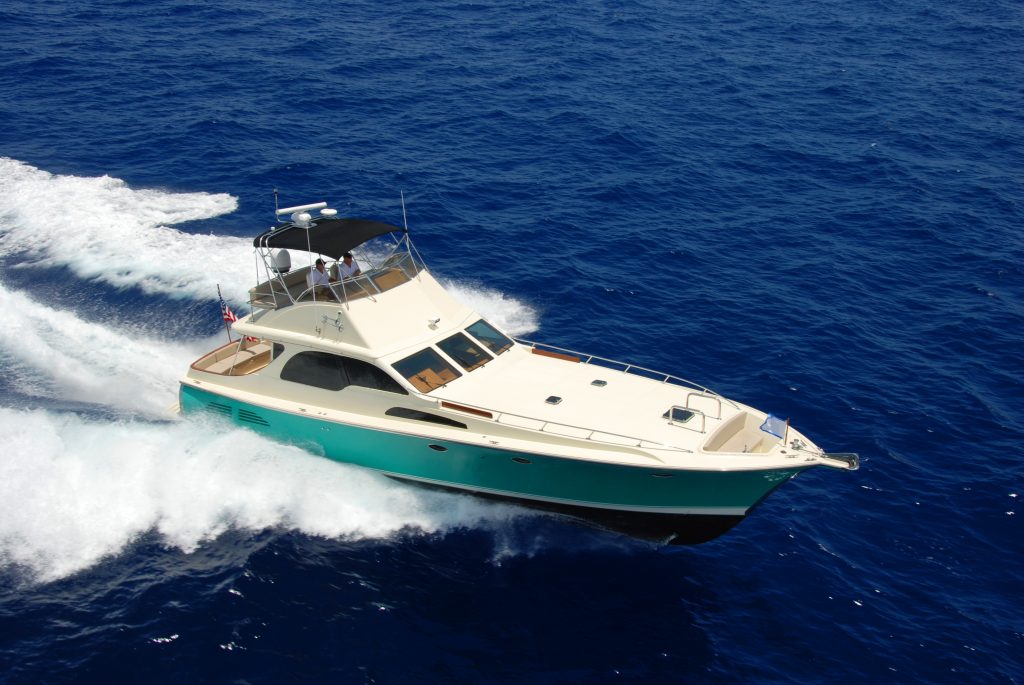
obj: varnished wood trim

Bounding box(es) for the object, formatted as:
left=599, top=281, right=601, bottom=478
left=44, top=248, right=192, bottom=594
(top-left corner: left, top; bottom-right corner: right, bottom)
left=531, top=348, right=580, bottom=363
left=440, top=401, right=493, bottom=419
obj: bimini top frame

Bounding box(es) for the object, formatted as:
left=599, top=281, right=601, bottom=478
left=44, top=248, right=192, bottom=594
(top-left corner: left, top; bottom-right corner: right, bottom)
left=254, top=202, right=406, bottom=260
left=248, top=201, right=426, bottom=311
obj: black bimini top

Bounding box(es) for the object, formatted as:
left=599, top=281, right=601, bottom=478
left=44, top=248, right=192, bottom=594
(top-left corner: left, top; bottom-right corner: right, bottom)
left=253, top=217, right=406, bottom=260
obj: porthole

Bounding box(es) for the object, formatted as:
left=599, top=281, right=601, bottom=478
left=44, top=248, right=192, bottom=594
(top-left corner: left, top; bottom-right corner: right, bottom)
left=428, top=444, right=448, bottom=452
left=512, top=457, right=531, bottom=464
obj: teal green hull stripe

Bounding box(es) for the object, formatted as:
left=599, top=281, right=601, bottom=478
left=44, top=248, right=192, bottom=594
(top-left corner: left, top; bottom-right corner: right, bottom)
left=179, top=385, right=800, bottom=512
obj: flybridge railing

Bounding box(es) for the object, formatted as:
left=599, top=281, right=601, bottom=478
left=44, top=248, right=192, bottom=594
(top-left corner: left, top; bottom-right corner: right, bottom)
left=513, top=339, right=741, bottom=412
left=250, top=249, right=421, bottom=310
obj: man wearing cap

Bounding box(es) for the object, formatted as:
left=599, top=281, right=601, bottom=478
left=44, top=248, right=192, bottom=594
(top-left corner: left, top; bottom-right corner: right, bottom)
left=307, top=258, right=338, bottom=300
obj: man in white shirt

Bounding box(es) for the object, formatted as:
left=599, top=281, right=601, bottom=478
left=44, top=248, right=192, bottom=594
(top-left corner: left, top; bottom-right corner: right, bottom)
left=307, top=258, right=337, bottom=300
left=338, top=252, right=362, bottom=279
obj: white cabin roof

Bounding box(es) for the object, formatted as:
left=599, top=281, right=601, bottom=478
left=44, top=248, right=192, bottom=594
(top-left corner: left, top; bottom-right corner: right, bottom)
left=243, top=270, right=476, bottom=357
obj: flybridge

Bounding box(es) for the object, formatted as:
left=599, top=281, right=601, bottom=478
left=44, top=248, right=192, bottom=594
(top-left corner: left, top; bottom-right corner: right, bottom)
left=247, top=201, right=422, bottom=311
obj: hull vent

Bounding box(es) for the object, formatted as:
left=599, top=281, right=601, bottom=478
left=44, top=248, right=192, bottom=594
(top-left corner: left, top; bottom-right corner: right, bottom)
left=238, top=409, right=270, bottom=427
left=207, top=401, right=232, bottom=417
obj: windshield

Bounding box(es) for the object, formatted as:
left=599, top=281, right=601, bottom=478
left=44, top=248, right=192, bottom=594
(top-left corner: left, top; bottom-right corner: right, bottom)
left=465, top=319, right=513, bottom=356
left=392, top=348, right=462, bottom=393
left=437, top=332, right=492, bottom=371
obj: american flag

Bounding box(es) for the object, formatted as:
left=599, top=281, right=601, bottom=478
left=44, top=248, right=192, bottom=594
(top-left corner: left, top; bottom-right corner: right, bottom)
left=221, top=299, right=238, bottom=324
left=219, top=290, right=238, bottom=324
left=218, top=286, right=258, bottom=342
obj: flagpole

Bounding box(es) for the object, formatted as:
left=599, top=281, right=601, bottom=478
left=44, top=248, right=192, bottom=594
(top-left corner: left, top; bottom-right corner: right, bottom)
left=217, top=284, right=234, bottom=344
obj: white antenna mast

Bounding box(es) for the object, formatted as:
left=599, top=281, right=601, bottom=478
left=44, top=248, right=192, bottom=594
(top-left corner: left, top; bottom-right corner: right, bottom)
left=400, top=191, right=427, bottom=273
left=401, top=190, right=409, bottom=232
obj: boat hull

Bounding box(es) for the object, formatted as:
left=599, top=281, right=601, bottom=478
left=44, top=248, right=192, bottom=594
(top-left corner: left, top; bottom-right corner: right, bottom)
left=385, top=476, right=747, bottom=544
left=180, top=384, right=804, bottom=544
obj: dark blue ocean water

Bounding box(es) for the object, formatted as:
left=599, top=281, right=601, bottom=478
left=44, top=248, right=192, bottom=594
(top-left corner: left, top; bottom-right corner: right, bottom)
left=1, top=0, right=1022, bottom=682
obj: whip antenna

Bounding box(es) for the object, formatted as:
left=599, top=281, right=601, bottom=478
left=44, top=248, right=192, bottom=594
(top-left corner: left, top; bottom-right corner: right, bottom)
left=401, top=190, right=409, bottom=233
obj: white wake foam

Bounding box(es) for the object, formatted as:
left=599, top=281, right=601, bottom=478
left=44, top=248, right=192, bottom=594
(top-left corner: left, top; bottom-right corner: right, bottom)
left=0, top=160, right=551, bottom=582
left=0, top=156, right=254, bottom=303
left=0, top=279, right=209, bottom=416
left=442, top=278, right=540, bottom=338
left=0, top=408, right=524, bottom=583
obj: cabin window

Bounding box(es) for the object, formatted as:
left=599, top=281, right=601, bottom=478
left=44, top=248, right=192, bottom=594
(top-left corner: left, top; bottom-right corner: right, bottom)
left=344, top=358, right=408, bottom=394
left=281, top=351, right=346, bottom=390
left=465, top=319, right=513, bottom=355
left=272, top=343, right=285, bottom=359
left=392, top=348, right=462, bottom=393
left=281, top=351, right=407, bottom=394
left=437, top=332, right=492, bottom=371
left=385, top=407, right=467, bottom=429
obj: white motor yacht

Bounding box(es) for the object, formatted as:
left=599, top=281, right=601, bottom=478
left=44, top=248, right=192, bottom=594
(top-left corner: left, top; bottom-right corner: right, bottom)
left=180, top=201, right=858, bottom=544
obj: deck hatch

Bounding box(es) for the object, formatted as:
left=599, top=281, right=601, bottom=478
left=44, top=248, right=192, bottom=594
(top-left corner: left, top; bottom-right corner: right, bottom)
left=545, top=396, right=563, bottom=405
left=663, top=407, right=696, bottom=423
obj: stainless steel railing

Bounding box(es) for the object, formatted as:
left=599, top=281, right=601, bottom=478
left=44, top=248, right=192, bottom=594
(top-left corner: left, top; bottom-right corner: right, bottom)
left=513, top=339, right=740, bottom=411
left=430, top=397, right=694, bottom=459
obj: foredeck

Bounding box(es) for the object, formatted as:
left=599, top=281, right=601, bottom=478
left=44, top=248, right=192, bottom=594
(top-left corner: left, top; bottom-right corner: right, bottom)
left=426, top=344, right=752, bottom=456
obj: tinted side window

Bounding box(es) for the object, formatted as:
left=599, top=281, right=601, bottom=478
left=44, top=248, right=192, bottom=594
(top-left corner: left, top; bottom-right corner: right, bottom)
left=280, top=351, right=347, bottom=390
left=343, top=358, right=408, bottom=395
left=385, top=407, right=467, bottom=429
left=273, top=343, right=285, bottom=359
